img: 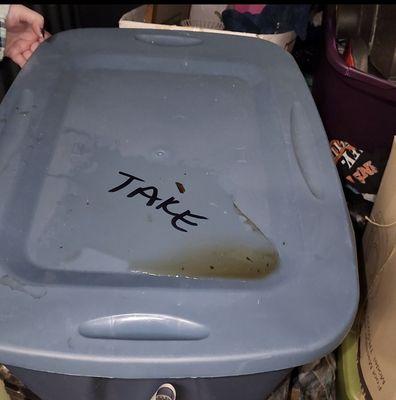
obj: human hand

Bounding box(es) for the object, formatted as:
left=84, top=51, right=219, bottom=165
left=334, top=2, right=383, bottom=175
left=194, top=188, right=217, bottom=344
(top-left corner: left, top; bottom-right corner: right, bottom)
left=4, top=5, right=51, bottom=68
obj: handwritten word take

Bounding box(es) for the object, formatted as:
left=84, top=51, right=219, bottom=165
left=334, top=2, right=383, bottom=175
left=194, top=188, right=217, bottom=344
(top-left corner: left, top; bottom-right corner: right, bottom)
left=108, top=171, right=208, bottom=232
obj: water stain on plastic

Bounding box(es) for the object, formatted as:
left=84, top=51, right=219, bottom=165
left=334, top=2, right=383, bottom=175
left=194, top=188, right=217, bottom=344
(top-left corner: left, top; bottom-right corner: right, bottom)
left=0, top=275, right=47, bottom=299
left=129, top=243, right=278, bottom=280
left=127, top=201, right=278, bottom=280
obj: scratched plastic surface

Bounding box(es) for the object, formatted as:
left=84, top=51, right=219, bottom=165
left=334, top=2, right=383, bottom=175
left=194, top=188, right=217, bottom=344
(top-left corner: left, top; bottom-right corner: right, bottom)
left=0, top=29, right=358, bottom=381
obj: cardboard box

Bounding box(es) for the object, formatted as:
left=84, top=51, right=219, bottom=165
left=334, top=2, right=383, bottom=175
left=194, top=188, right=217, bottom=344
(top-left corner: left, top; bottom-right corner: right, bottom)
left=121, top=5, right=190, bottom=26
left=153, top=4, right=191, bottom=25
left=119, top=6, right=297, bottom=53
left=359, top=136, right=396, bottom=399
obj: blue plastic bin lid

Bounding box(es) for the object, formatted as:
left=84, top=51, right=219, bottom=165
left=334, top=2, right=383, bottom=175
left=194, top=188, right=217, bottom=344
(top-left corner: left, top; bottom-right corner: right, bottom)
left=0, top=28, right=358, bottom=379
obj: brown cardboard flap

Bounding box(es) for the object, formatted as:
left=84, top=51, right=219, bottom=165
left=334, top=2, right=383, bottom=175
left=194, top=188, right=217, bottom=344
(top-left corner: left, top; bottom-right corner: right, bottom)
left=363, top=137, right=396, bottom=286
left=359, top=136, right=396, bottom=399
left=153, top=5, right=191, bottom=25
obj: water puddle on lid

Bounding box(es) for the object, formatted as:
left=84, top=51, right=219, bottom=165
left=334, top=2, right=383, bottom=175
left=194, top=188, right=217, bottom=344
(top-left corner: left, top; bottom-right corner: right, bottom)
left=129, top=243, right=278, bottom=280
left=129, top=202, right=278, bottom=280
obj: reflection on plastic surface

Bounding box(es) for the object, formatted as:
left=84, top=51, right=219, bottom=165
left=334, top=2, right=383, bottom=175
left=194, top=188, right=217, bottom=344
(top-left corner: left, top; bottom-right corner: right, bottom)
left=79, top=313, right=210, bottom=340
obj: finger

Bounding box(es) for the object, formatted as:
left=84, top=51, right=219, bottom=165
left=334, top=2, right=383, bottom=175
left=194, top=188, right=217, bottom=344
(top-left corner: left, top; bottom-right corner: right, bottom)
left=23, top=50, right=33, bottom=60
left=5, top=39, right=31, bottom=66
left=32, top=20, right=44, bottom=39
left=37, top=30, right=51, bottom=43
left=10, top=52, right=27, bottom=68
left=5, top=39, right=31, bottom=57
left=30, top=41, right=40, bottom=52
left=19, top=11, right=44, bottom=38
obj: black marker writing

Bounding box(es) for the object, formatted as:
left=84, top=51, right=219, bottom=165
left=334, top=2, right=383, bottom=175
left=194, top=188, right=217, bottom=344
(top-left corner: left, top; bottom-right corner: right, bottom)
left=109, top=172, right=145, bottom=192
left=109, top=171, right=208, bottom=232
left=155, top=197, right=206, bottom=232
left=127, top=186, right=162, bottom=206
left=155, top=197, right=180, bottom=212
left=171, top=210, right=208, bottom=232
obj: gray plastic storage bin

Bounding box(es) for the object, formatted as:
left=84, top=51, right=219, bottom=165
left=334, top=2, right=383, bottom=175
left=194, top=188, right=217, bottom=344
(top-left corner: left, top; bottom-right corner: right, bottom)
left=0, top=29, right=358, bottom=400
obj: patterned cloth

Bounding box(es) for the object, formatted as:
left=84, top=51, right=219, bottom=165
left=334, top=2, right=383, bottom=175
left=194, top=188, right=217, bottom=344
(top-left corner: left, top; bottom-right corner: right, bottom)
left=267, top=353, right=336, bottom=400
left=0, top=5, right=10, bottom=61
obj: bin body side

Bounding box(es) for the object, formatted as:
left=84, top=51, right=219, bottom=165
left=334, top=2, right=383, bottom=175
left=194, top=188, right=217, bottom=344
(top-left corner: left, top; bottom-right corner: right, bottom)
left=8, top=366, right=291, bottom=400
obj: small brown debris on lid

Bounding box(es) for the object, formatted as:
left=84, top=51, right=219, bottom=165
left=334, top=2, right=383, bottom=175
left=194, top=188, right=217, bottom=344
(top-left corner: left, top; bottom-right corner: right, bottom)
left=175, top=182, right=185, bottom=194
